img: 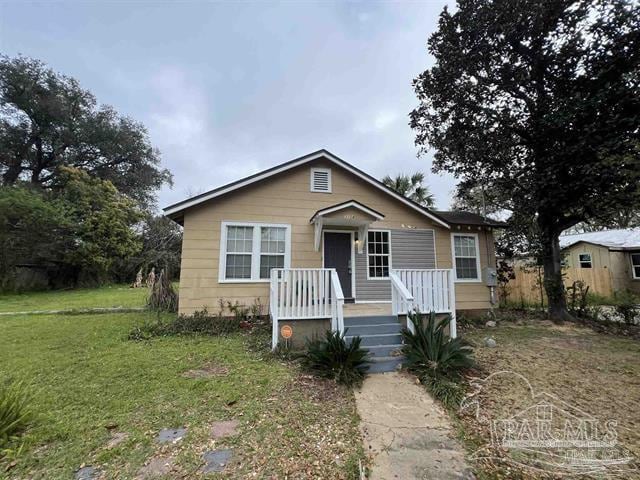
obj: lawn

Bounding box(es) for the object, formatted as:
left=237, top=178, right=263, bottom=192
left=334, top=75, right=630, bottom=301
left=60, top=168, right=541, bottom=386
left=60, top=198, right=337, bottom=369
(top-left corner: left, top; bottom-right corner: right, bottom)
left=0, top=284, right=148, bottom=313
left=0, top=309, right=363, bottom=478
left=459, top=317, right=640, bottom=479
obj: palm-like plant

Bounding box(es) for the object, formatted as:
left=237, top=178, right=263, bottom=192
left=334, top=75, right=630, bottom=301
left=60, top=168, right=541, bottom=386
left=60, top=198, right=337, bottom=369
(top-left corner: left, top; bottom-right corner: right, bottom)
left=401, top=311, right=475, bottom=379
left=302, top=330, right=370, bottom=387
left=382, top=172, right=435, bottom=207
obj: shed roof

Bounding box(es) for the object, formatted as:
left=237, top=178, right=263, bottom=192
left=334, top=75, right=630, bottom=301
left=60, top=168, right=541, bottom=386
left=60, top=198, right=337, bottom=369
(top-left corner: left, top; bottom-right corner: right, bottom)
left=559, top=228, right=640, bottom=250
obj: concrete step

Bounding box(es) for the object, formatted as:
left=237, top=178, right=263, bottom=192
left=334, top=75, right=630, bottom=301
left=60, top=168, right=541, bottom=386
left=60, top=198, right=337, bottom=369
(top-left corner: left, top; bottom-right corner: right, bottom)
left=347, top=333, right=402, bottom=347
left=366, top=344, right=404, bottom=358
left=346, top=323, right=402, bottom=336
left=344, top=315, right=399, bottom=327
left=368, top=356, right=404, bottom=373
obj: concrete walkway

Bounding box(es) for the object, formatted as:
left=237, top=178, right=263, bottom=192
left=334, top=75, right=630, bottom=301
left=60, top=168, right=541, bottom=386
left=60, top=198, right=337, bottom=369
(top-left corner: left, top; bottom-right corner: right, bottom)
left=355, top=372, right=475, bottom=480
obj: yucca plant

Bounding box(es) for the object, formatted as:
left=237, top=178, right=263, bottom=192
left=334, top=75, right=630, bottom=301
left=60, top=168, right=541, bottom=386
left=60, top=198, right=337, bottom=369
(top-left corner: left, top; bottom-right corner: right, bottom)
left=401, top=311, right=475, bottom=379
left=302, top=330, right=370, bottom=387
left=0, top=380, right=33, bottom=455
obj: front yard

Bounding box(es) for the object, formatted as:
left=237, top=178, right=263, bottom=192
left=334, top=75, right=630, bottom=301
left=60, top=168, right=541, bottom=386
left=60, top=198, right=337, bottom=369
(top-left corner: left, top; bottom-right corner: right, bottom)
left=0, top=306, right=363, bottom=478
left=459, top=317, right=640, bottom=478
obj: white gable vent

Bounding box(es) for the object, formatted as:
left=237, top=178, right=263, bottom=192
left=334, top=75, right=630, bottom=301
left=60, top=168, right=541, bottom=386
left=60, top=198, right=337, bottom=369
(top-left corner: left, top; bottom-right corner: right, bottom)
left=310, top=168, right=332, bottom=193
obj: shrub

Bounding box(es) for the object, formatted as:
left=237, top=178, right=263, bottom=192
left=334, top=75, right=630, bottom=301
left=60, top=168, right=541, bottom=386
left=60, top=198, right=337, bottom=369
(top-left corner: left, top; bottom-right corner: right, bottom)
left=566, top=280, right=589, bottom=317
left=302, top=330, right=370, bottom=387
left=614, top=290, right=640, bottom=325
left=401, top=311, right=475, bottom=378
left=0, top=380, right=32, bottom=456
left=401, top=311, right=475, bottom=408
left=129, top=308, right=242, bottom=340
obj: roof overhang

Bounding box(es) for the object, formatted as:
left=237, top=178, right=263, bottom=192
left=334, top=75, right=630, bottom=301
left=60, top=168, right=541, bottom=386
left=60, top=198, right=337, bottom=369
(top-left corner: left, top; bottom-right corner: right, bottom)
left=310, top=200, right=384, bottom=253
left=163, top=149, right=451, bottom=229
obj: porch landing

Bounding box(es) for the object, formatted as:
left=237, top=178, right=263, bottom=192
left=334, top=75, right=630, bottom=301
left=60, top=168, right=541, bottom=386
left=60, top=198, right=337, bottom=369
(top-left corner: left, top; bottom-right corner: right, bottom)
left=343, top=302, right=392, bottom=317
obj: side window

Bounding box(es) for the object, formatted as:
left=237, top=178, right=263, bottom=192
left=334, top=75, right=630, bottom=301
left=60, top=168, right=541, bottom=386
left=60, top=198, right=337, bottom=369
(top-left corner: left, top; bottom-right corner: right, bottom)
left=578, top=253, right=592, bottom=269
left=452, top=234, right=480, bottom=281
left=631, top=253, right=640, bottom=279
left=367, top=231, right=390, bottom=278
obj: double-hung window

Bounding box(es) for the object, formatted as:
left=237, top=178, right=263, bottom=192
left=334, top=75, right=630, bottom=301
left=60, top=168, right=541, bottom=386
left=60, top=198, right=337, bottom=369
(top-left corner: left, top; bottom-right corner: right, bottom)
left=452, top=234, right=481, bottom=281
left=367, top=230, right=390, bottom=279
left=578, top=253, right=592, bottom=269
left=631, top=252, right=640, bottom=279
left=220, top=222, right=290, bottom=282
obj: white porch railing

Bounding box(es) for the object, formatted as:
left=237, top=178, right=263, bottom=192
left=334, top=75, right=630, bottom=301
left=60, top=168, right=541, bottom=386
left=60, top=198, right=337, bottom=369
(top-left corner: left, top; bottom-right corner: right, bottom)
left=390, top=269, right=457, bottom=338
left=270, top=268, right=344, bottom=349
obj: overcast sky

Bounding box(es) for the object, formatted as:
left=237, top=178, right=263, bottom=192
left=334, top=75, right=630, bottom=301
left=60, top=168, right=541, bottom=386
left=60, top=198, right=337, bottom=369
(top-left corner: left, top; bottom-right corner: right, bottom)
left=0, top=0, right=458, bottom=210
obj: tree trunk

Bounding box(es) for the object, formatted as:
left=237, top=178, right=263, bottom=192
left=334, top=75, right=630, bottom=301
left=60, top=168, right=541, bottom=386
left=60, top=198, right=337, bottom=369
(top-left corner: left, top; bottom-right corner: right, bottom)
left=539, top=228, right=573, bottom=323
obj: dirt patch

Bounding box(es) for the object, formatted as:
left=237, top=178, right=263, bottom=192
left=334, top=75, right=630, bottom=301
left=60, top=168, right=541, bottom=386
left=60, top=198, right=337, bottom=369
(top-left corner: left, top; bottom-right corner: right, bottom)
left=459, top=322, right=640, bottom=479
left=106, top=431, right=128, bottom=449
left=181, top=363, right=230, bottom=378
left=210, top=420, right=239, bottom=439
left=135, top=455, right=175, bottom=479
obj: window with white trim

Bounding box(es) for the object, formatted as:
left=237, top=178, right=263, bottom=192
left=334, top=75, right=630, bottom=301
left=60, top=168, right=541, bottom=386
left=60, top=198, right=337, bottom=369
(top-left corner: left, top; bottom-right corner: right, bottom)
left=631, top=252, right=640, bottom=279
left=579, top=253, right=592, bottom=269
left=452, top=234, right=480, bottom=281
left=220, top=222, right=290, bottom=281
left=310, top=167, right=331, bottom=192
left=367, top=230, right=390, bottom=278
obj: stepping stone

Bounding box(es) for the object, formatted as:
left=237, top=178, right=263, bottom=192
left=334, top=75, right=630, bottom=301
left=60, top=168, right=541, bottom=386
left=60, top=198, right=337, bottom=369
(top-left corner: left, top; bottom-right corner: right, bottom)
left=106, top=431, right=128, bottom=449
left=210, top=420, right=239, bottom=439
left=75, top=466, right=100, bottom=480
left=136, top=455, right=175, bottom=479
left=202, top=449, right=233, bottom=473
left=156, top=427, right=187, bottom=443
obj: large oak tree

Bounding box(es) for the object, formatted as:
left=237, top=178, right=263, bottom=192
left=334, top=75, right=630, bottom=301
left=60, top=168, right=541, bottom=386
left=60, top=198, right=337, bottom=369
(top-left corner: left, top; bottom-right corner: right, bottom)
left=0, top=55, right=171, bottom=208
left=411, top=0, right=640, bottom=320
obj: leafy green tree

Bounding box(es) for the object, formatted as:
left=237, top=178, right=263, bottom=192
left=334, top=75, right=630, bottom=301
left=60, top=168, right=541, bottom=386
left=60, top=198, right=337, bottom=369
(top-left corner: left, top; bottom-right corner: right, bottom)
left=54, top=167, right=143, bottom=282
left=0, top=186, right=70, bottom=287
left=382, top=172, right=435, bottom=207
left=411, top=0, right=640, bottom=321
left=0, top=55, right=171, bottom=208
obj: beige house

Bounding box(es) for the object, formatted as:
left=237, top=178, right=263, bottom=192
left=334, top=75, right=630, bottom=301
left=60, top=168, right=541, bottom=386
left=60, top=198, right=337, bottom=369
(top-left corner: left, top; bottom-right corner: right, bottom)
left=165, top=150, right=502, bottom=353
left=560, top=229, right=640, bottom=294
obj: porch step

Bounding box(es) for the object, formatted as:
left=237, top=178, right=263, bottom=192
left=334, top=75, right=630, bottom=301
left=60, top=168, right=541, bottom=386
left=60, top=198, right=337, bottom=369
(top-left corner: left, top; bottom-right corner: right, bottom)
left=344, top=315, right=399, bottom=327
left=345, top=323, right=402, bottom=336
left=366, top=344, right=404, bottom=358
left=368, top=356, right=404, bottom=373
left=347, top=333, right=402, bottom=347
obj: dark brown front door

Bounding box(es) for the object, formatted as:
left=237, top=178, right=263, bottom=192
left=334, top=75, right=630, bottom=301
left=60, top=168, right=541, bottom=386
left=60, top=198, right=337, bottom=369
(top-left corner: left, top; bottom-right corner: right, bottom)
left=323, top=232, right=352, bottom=298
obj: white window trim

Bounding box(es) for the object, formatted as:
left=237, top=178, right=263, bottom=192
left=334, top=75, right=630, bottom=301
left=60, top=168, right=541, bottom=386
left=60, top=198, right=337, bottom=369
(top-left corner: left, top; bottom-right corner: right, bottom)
left=578, top=252, right=592, bottom=269
left=366, top=229, right=392, bottom=280
left=451, top=233, right=482, bottom=283
left=219, top=221, right=291, bottom=283
left=310, top=167, right=332, bottom=193
left=631, top=252, right=640, bottom=279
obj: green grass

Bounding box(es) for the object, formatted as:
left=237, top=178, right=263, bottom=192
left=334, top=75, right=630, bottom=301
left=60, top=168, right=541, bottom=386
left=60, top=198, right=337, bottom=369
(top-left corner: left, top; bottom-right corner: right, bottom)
left=0, top=298, right=363, bottom=478
left=0, top=284, right=148, bottom=313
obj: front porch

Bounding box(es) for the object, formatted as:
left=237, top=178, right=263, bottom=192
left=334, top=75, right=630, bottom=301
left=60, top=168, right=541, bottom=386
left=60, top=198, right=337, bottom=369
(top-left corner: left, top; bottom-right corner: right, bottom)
left=269, top=267, right=457, bottom=372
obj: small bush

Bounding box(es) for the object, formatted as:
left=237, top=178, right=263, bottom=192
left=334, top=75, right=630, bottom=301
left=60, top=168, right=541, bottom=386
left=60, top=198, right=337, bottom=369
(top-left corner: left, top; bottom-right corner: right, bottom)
left=401, top=311, right=475, bottom=378
left=129, top=308, right=242, bottom=340
left=401, top=311, right=475, bottom=408
left=302, top=330, right=370, bottom=387
left=0, top=380, right=32, bottom=456
left=614, top=290, right=640, bottom=325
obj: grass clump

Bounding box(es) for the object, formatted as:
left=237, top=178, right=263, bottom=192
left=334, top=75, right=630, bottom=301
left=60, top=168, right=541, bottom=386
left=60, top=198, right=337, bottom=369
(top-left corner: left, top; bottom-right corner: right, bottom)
left=302, top=330, right=369, bottom=387
left=0, top=379, right=32, bottom=457
left=401, top=311, right=475, bottom=409
left=146, top=268, right=178, bottom=313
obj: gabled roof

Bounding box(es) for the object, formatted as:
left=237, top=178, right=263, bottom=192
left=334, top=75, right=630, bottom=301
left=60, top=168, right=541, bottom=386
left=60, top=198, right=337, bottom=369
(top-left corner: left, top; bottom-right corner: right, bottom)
left=559, top=228, right=640, bottom=251
left=163, top=149, right=451, bottom=229
left=310, top=200, right=384, bottom=223
left=435, top=210, right=507, bottom=228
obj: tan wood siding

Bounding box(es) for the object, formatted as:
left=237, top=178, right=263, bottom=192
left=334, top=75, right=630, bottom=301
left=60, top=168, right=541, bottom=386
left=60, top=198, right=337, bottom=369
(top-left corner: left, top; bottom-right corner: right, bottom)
left=178, top=158, right=495, bottom=314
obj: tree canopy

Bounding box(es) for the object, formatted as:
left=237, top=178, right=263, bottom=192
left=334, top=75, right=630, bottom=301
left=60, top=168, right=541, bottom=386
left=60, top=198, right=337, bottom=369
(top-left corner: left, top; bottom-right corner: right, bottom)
left=382, top=172, right=435, bottom=207
left=0, top=55, right=172, bottom=208
left=411, top=0, right=640, bottom=320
